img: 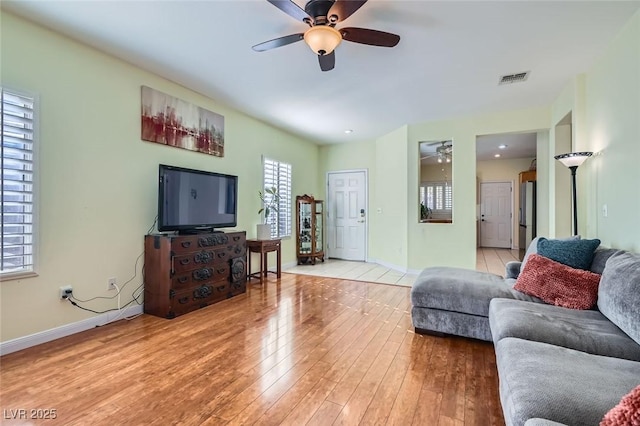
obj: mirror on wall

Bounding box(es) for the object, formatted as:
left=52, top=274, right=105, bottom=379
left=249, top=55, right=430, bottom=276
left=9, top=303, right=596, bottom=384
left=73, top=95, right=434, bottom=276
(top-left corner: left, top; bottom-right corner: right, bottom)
left=419, top=140, right=453, bottom=223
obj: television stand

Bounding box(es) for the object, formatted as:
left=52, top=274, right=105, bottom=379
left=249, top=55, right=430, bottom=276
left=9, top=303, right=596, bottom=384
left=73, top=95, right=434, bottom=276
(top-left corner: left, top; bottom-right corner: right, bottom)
left=144, top=231, right=247, bottom=319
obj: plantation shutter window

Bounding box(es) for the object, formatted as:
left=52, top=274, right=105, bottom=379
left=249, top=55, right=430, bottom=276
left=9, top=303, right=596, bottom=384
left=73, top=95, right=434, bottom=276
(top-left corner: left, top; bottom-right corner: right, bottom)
left=263, top=157, right=292, bottom=238
left=1, top=88, right=36, bottom=278
left=420, top=181, right=452, bottom=214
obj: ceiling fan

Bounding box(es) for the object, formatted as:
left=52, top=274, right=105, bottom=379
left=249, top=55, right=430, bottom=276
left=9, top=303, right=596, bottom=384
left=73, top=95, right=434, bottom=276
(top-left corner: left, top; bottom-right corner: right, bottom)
left=421, top=141, right=453, bottom=163
left=252, top=0, right=401, bottom=71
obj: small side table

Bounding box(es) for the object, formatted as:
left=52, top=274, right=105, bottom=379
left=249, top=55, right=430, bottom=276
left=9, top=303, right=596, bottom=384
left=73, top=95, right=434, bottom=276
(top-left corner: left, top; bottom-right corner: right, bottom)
left=246, top=238, right=282, bottom=284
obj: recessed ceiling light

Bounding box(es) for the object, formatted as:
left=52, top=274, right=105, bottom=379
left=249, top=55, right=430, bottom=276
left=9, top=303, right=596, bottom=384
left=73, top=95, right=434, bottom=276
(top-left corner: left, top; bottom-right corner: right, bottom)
left=344, top=129, right=353, bottom=134
left=498, top=144, right=508, bottom=149
left=494, top=154, right=501, bottom=158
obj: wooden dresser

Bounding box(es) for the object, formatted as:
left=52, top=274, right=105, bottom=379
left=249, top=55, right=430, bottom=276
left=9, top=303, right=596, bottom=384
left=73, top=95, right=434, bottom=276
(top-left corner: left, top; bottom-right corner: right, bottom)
left=144, top=231, right=246, bottom=319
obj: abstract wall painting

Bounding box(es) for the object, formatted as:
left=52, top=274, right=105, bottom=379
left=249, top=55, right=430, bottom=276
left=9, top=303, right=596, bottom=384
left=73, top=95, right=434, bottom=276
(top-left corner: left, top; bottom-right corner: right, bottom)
left=141, top=86, right=224, bottom=157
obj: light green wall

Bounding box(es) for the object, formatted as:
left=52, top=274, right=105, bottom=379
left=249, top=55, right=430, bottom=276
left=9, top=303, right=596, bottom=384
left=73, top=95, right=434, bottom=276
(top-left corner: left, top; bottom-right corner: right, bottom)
left=536, top=131, right=551, bottom=237
left=319, top=108, right=550, bottom=272
left=407, top=108, right=550, bottom=270
left=1, top=12, right=320, bottom=341
left=373, top=126, right=409, bottom=268
left=583, top=10, right=640, bottom=251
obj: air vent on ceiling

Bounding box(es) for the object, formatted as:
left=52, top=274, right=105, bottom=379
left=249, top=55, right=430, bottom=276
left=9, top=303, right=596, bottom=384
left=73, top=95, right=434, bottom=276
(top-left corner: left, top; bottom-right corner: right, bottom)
left=499, top=71, right=530, bottom=85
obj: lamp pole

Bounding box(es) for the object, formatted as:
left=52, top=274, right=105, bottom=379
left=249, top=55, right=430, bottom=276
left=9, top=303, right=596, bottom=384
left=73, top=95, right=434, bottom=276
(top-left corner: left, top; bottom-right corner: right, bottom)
left=569, top=165, right=578, bottom=236
left=554, top=152, right=593, bottom=237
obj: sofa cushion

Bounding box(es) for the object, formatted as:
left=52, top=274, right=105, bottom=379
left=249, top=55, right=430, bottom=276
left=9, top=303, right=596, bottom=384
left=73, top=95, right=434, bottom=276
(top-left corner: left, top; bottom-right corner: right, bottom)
left=600, top=384, right=640, bottom=426
left=489, top=298, right=640, bottom=361
left=411, top=306, right=492, bottom=341
left=495, top=338, right=640, bottom=426
left=598, top=251, right=640, bottom=346
left=513, top=254, right=601, bottom=310
left=537, top=237, right=601, bottom=270
left=520, top=235, right=580, bottom=275
left=590, top=247, right=623, bottom=275
left=411, top=266, right=539, bottom=317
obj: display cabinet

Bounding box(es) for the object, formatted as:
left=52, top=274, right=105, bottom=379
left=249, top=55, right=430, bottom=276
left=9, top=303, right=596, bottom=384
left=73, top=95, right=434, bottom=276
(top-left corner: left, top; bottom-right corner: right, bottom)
left=296, top=194, right=324, bottom=265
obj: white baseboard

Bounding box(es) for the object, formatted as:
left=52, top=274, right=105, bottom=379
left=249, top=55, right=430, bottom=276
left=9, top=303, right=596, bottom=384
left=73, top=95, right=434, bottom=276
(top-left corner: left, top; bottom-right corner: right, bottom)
left=281, top=260, right=298, bottom=270
left=373, top=259, right=408, bottom=274
left=0, top=305, right=144, bottom=356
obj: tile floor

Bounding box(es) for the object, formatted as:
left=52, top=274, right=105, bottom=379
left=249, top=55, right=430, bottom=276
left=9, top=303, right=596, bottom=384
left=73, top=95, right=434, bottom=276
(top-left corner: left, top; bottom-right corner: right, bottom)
left=283, top=247, right=521, bottom=286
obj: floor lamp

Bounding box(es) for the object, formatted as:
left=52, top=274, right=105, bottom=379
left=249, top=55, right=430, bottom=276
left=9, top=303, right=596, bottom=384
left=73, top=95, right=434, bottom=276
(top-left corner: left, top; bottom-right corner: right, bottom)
left=554, top=152, right=593, bottom=236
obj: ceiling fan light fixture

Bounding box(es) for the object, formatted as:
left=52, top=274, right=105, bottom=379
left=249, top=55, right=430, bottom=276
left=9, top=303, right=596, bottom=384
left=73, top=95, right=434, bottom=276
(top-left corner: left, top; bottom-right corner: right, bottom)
left=303, top=25, right=342, bottom=55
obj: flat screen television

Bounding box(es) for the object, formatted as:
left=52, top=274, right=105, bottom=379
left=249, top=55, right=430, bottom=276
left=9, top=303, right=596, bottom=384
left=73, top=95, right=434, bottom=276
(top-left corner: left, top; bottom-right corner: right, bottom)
left=158, top=164, right=238, bottom=233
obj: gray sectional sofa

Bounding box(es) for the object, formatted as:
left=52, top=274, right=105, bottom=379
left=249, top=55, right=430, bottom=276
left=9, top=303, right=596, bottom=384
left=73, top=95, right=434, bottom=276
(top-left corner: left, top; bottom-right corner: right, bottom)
left=410, top=238, right=640, bottom=425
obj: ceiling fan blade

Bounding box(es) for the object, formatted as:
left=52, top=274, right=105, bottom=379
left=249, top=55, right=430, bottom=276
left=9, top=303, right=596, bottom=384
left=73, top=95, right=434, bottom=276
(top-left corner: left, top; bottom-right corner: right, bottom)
left=340, top=27, right=400, bottom=47
left=266, top=0, right=312, bottom=23
left=327, top=0, right=367, bottom=24
left=318, top=51, right=335, bottom=72
left=252, top=33, right=304, bottom=52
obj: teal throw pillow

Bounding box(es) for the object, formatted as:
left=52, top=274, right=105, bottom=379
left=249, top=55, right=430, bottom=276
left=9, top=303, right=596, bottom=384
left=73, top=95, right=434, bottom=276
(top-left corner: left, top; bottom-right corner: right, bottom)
left=537, top=237, right=601, bottom=270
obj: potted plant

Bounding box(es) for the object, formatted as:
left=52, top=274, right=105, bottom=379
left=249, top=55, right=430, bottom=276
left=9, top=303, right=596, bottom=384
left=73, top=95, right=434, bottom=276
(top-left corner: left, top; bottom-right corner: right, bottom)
left=257, top=187, right=280, bottom=239
left=420, top=202, right=432, bottom=221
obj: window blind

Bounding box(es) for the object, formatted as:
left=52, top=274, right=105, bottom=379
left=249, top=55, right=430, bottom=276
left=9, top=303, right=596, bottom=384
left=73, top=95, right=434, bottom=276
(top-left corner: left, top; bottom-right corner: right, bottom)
left=263, top=158, right=292, bottom=238
left=1, top=89, right=35, bottom=276
left=420, top=181, right=452, bottom=213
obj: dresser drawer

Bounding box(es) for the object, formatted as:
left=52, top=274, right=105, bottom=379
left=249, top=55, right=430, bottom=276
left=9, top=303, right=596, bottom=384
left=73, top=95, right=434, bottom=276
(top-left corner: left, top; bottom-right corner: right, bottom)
left=170, top=233, right=231, bottom=255
left=171, top=264, right=230, bottom=290
left=173, top=249, right=232, bottom=274
left=167, top=283, right=229, bottom=318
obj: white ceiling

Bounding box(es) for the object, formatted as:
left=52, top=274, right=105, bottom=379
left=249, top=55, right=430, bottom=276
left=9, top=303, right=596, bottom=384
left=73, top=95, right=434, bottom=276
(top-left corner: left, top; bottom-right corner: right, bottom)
left=476, top=132, right=537, bottom=162
left=3, top=1, right=639, bottom=145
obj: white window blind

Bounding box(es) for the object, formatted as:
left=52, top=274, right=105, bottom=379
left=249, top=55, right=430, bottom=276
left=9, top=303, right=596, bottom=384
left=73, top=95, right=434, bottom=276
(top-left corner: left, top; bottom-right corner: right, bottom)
left=263, top=157, right=292, bottom=238
left=420, top=181, right=452, bottom=213
left=1, top=88, right=35, bottom=277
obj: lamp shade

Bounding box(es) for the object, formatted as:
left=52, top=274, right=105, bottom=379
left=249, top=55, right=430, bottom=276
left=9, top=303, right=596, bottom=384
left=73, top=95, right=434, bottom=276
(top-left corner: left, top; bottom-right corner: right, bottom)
left=554, top=152, right=593, bottom=168
left=304, top=26, right=342, bottom=55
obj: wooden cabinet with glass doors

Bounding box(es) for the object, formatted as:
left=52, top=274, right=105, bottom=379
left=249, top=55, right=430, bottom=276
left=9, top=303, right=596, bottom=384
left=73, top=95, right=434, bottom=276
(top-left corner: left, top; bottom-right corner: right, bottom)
left=296, top=195, right=324, bottom=265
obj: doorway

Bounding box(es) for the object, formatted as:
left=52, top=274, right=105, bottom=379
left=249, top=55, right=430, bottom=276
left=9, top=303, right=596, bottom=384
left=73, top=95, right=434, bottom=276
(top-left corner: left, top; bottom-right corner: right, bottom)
left=326, top=170, right=367, bottom=261
left=480, top=181, right=513, bottom=248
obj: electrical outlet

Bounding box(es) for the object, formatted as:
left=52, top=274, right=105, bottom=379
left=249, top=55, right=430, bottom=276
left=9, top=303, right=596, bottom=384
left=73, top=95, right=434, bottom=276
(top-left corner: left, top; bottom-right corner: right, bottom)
left=108, top=277, right=117, bottom=291
left=59, top=285, right=73, bottom=300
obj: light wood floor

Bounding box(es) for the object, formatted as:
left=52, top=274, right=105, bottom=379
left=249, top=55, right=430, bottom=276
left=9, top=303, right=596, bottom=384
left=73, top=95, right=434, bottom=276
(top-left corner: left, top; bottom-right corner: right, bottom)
left=0, top=274, right=505, bottom=425
left=476, top=248, right=520, bottom=277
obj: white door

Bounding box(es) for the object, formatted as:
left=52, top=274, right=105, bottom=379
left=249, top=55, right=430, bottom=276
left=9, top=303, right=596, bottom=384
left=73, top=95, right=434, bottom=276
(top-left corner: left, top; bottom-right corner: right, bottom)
left=480, top=182, right=512, bottom=248
left=327, top=171, right=367, bottom=261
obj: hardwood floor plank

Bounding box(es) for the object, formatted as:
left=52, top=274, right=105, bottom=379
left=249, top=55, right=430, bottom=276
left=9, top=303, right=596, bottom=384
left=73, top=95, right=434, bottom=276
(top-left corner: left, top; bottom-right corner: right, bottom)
left=306, top=401, right=344, bottom=426
left=496, top=249, right=518, bottom=266
left=332, top=340, right=401, bottom=425
left=0, top=275, right=505, bottom=426
left=475, top=248, right=488, bottom=273
left=386, top=335, right=433, bottom=425
left=277, top=378, right=338, bottom=426
left=359, top=349, right=412, bottom=424
left=421, top=336, right=452, bottom=392
left=482, top=249, right=506, bottom=277
left=439, top=338, right=467, bottom=421
left=411, top=389, right=443, bottom=425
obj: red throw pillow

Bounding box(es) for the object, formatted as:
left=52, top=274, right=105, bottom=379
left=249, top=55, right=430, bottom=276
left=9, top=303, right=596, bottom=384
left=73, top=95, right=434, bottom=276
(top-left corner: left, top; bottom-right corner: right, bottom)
left=514, top=254, right=601, bottom=309
left=601, top=385, right=640, bottom=426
